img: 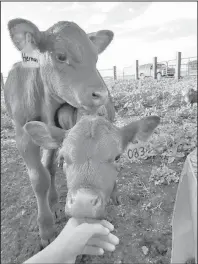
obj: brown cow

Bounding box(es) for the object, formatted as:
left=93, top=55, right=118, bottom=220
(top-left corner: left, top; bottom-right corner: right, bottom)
left=4, top=18, right=115, bottom=246
left=25, top=109, right=160, bottom=222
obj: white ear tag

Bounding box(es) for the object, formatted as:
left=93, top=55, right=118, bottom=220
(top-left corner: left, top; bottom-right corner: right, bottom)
left=21, top=35, right=40, bottom=68
left=21, top=50, right=40, bottom=68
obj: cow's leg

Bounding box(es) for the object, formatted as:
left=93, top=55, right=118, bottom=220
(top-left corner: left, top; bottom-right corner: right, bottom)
left=43, top=104, right=77, bottom=218
left=41, top=149, right=61, bottom=218
left=15, top=124, right=54, bottom=246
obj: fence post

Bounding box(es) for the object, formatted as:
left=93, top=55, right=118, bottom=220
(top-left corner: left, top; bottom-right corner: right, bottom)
left=113, top=66, right=117, bottom=80
left=1, top=73, right=4, bottom=90
left=187, top=58, right=190, bottom=76
left=175, top=51, right=181, bottom=80
left=135, top=60, right=139, bottom=80
left=153, top=56, right=157, bottom=79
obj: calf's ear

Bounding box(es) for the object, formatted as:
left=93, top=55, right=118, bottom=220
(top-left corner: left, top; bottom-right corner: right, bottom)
left=24, top=121, right=67, bottom=149
left=120, top=116, right=160, bottom=151
left=88, top=30, right=114, bottom=54
left=8, top=18, right=41, bottom=52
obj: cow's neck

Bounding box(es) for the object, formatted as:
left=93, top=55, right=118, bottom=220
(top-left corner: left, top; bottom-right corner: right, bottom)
left=42, top=85, right=66, bottom=126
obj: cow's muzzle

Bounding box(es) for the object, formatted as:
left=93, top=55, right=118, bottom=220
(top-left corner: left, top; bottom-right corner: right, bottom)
left=65, top=188, right=106, bottom=219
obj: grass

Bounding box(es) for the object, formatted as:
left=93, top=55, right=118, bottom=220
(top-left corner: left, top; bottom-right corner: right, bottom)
left=1, top=76, right=197, bottom=264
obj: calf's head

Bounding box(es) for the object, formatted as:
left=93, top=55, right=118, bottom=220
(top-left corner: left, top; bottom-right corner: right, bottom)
left=24, top=114, right=160, bottom=219
left=8, top=18, right=113, bottom=108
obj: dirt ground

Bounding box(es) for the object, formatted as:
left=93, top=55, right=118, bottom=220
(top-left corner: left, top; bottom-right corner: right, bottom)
left=2, top=75, right=197, bottom=264
left=1, top=118, right=182, bottom=264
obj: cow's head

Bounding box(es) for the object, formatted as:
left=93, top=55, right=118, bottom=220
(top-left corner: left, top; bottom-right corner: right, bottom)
left=8, top=18, right=114, bottom=109
left=24, top=110, right=160, bottom=219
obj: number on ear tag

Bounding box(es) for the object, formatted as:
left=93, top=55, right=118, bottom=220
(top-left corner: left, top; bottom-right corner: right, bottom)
left=126, top=141, right=148, bottom=162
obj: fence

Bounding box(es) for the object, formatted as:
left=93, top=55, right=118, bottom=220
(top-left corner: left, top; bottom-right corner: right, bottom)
left=98, top=52, right=197, bottom=81
left=98, top=67, right=114, bottom=83
left=158, top=56, right=197, bottom=78
left=122, top=65, right=135, bottom=80
left=1, top=52, right=197, bottom=86
left=181, top=57, right=197, bottom=77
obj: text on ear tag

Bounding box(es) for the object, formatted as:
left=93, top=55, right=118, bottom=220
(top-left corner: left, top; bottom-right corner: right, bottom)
left=21, top=50, right=40, bottom=68
left=126, top=140, right=148, bottom=162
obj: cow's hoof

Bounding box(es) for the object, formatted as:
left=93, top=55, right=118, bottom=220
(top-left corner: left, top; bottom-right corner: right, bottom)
left=40, top=231, right=57, bottom=248
left=111, top=195, right=121, bottom=206
left=40, top=229, right=59, bottom=249
left=40, top=238, right=54, bottom=248
left=38, top=213, right=55, bottom=246
left=52, top=202, right=63, bottom=220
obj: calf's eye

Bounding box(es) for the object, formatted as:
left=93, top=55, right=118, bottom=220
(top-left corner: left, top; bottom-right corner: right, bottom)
left=56, top=53, right=68, bottom=63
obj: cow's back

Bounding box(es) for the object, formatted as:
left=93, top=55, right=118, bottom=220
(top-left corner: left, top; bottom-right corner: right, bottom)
left=4, top=62, right=45, bottom=126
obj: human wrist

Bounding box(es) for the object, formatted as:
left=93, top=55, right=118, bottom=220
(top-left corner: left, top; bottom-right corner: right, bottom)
left=50, top=233, right=77, bottom=263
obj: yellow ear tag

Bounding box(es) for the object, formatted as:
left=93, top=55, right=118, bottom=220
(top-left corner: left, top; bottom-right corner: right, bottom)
left=126, top=140, right=148, bottom=162
left=21, top=34, right=40, bottom=68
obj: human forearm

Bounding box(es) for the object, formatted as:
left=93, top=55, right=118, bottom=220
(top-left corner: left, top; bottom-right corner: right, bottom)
left=23, top=218, right=119, bottom=264
left=23, top=239, right=76, bottom=264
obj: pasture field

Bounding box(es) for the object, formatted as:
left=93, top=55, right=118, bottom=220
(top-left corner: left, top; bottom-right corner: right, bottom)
left=1, top=76, right=197, bottom=264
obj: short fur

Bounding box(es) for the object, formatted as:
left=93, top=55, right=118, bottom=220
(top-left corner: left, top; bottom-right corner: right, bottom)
left=25, top=114, right=160, bottom=220
left=4, top=17, right=115, bottom=246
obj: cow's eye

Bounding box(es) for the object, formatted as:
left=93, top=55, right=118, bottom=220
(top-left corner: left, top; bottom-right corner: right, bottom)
left=56, top=53, right=67, bottom=63
left=115, top=155, right=121, bottom=161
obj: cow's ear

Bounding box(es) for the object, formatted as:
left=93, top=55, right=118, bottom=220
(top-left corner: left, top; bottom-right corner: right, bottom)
left=24, top=121, right=68, bottom=149
left=120, top=116, right=160, bottom=151
left=8, top=18, right=41, bottom=52
left=88, top=30, right=114, bottom=54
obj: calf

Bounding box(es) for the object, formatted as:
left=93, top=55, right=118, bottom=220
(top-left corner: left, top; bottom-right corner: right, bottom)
left=24, top=109, right=160, bottom=219
left=4, top=18, right=114, bottom=245
left=183, top=88, right=197, bottom=106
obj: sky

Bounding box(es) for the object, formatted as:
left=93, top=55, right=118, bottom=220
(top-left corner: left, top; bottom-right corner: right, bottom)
left=1, top=2, right=197, bottom=77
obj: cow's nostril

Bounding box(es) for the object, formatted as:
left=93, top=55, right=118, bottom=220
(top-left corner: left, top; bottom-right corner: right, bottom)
left=91, top=197, right=99, bottom=206
left=91, top=90, right=108, bottom=105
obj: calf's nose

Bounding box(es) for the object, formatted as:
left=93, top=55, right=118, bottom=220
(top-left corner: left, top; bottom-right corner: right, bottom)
left=65, top=190, right=104, bottom=219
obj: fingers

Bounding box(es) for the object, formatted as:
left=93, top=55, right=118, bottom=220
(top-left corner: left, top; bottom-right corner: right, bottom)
left=78, top=223, right=110, bottom=237
left=83, top=233, right=119, bottom=255
left=91, top=232, right=119, bottom=246
left=66, top=218, right=119, bottom=246
left=70, top=217, right=115, bottom=232
left=87, top=238, right=116, bottom=252
left=62, top=223, right=110, bottom=257
left=100, top=219, right=114, bottom=232
left=56, top=219, right=119, bottom=260
left=82, top=246, right=104, bottom=256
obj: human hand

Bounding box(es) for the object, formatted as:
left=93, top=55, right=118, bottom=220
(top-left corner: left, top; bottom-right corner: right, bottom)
left=54, top=217, right=119, bottom=263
